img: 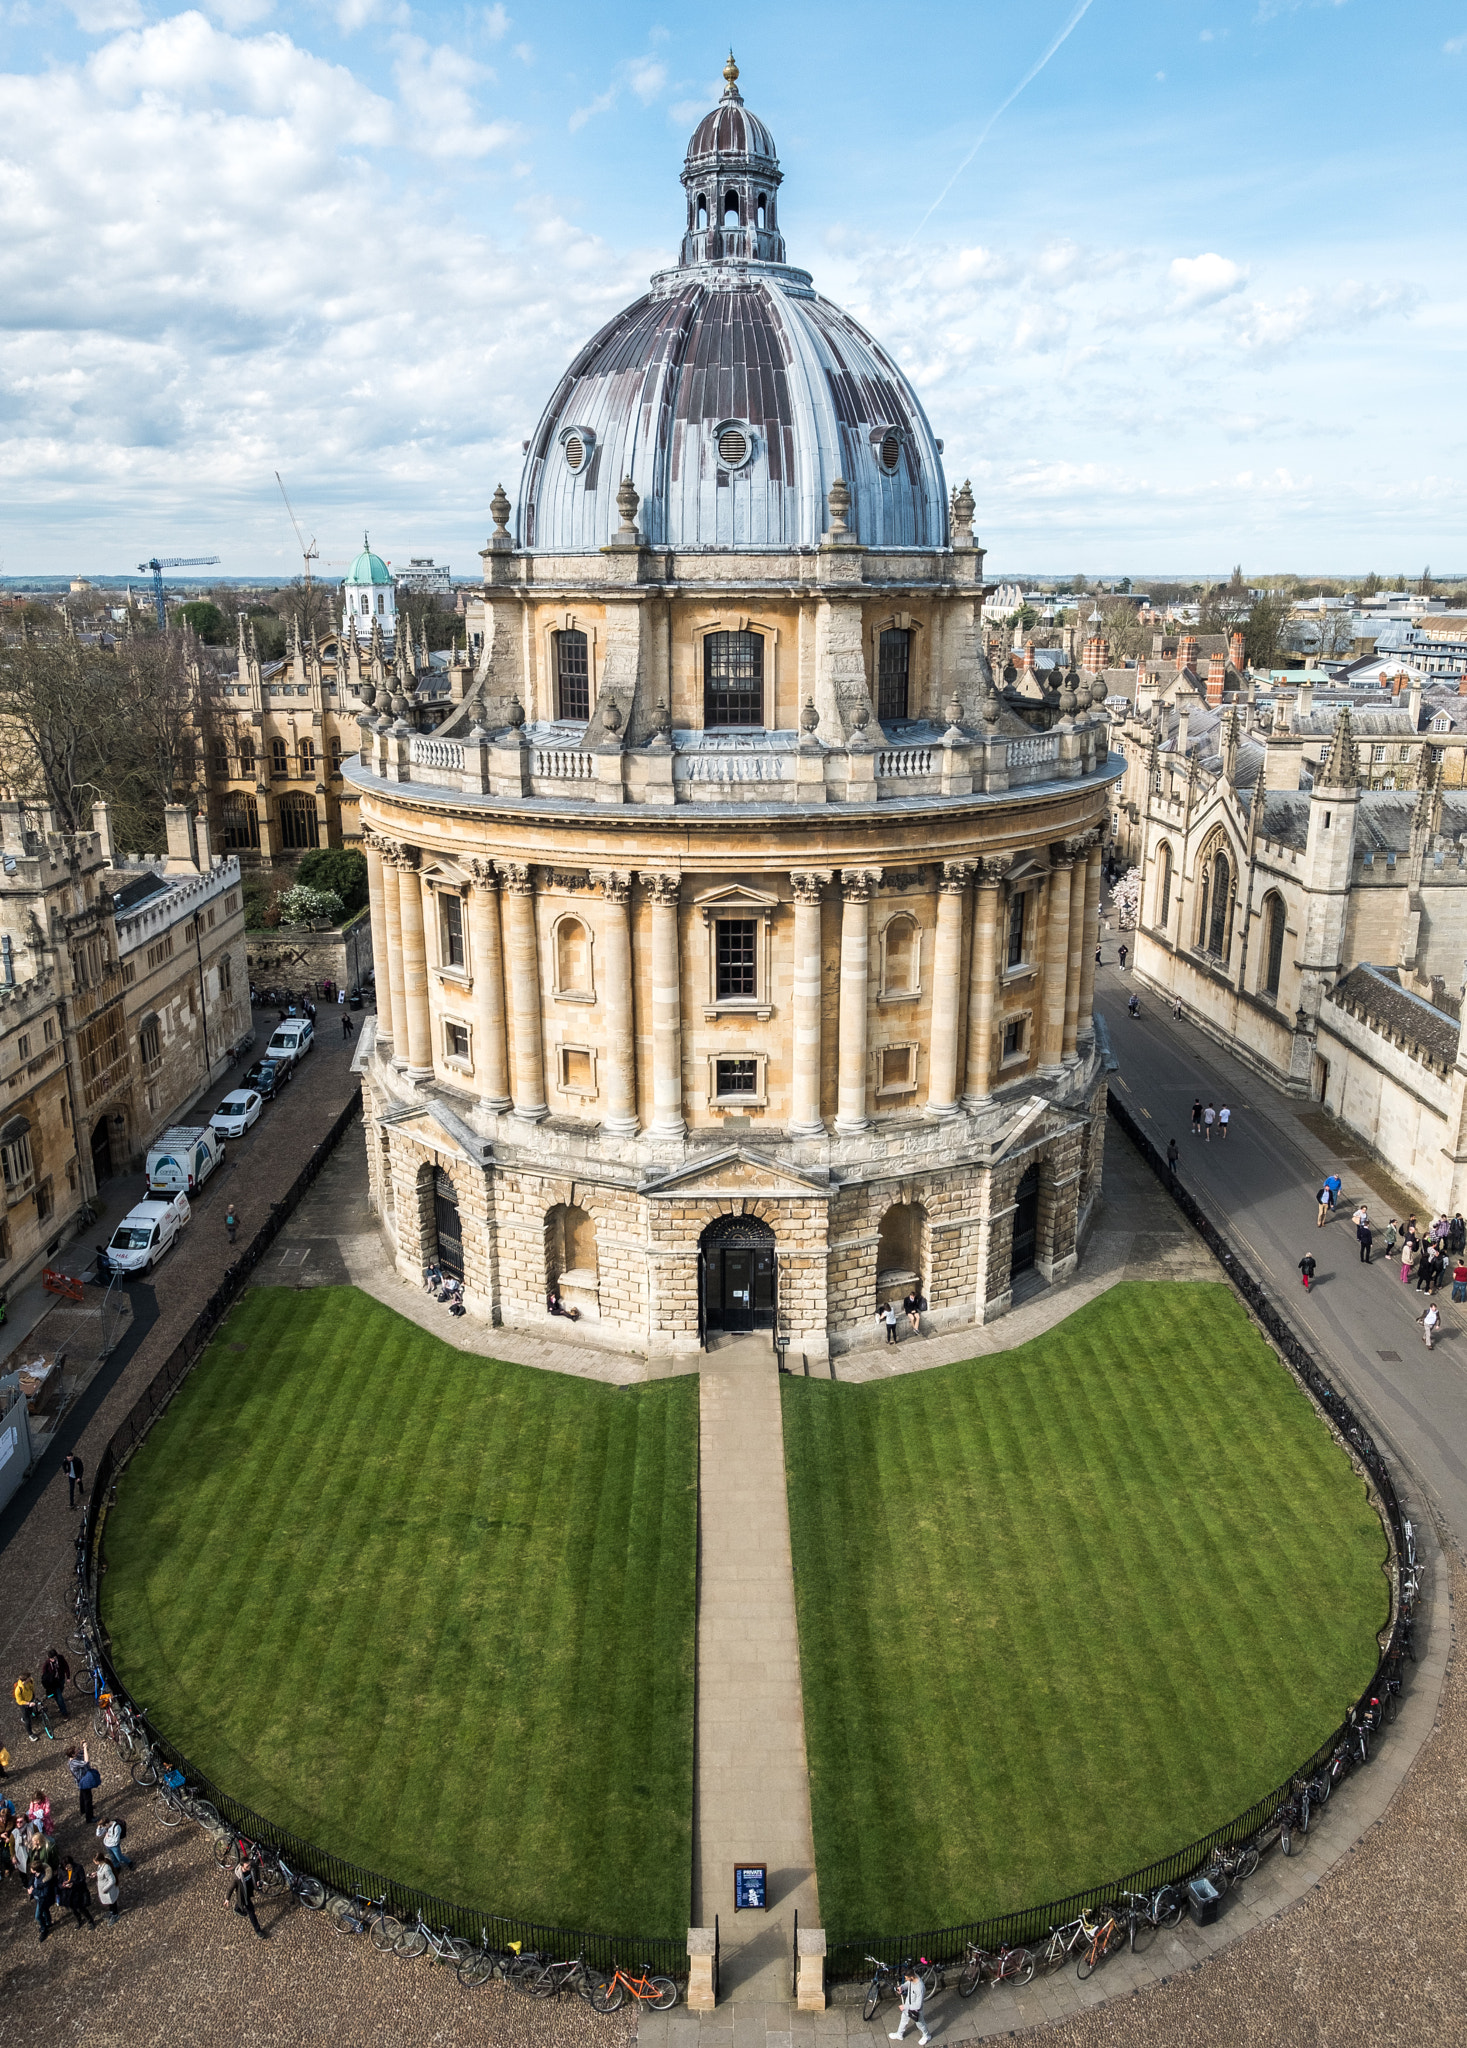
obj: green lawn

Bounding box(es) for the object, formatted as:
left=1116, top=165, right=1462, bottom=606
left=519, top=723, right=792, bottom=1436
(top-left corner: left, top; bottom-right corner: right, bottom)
left=102, top=1286, right=698, bottom=1937
left=782, top=1280, right=1388, bottom=1936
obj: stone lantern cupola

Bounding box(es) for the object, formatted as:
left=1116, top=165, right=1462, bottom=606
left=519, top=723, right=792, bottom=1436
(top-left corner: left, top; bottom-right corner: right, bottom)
left=679, top=54, right=786, bottom=268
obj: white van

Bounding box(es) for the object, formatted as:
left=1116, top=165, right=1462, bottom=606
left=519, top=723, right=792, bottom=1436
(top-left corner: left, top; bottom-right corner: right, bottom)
left=265, top=1018, right=314, bottom=1067
left=106, top=1192, right=191, bottom=1275
left=146, top=1125, right=224, bottom=1197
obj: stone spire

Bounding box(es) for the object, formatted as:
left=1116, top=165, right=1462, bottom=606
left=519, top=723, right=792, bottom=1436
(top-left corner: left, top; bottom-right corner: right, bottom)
left=1318, top=705, right=1359, bottom=790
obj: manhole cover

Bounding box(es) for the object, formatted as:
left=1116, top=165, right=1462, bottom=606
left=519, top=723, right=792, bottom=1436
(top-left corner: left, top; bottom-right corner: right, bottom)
left=1378, top=1351, right=1401, bottom=1362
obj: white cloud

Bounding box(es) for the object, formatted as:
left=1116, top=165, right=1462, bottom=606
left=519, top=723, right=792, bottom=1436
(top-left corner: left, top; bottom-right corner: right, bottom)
left=1445, top=33, right=1467, bottom=53
left=627, top=58, right=668, bottom=103
left=514, top=40, right=533, bottom=63
left=393, top=38, right=511, bottom=158
left=482, top=3, right=510, bottom=38
left=568, top=86, right=616, bottom=132
left=1170, top=252, right=1246, bottom=306
left=64, top=1, right=143, bottom=26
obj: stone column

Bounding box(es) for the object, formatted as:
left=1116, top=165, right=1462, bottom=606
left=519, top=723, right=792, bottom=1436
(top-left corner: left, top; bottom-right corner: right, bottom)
left=1077, top=838, right=1103, bottom=1042
left=466, top=860, right=511, bottom=1111
left=835, top=869, right=878, bottom=1135
left=789, top=872, right=827, bottom=1136
left=1063, top=839, right=1087, bottom=1062
left=926, top=861, right=972, bottom=1117
left=395, top=850, right=434, bottom=1081
left=1038, top=855, right=1075, bottom=1073
left=600, top=871, right=638, bottom=1135
left=380, top=846, right=407, bottom=1071
left=500, top=863, right=548, bottom=1121
left=364, top=832, right=395, bottom=1051
left=646, top=873, right=686, bottom=1138
left=962, top=861, right=1005, bottom=1105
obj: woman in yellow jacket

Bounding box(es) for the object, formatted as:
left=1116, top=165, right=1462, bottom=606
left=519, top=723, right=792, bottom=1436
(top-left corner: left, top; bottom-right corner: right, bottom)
left=13, top=1672, right=38, bottom=1743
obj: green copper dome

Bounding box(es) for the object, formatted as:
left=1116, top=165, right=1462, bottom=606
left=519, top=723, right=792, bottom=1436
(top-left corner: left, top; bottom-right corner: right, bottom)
left=345, top=535, right=392, bottom=586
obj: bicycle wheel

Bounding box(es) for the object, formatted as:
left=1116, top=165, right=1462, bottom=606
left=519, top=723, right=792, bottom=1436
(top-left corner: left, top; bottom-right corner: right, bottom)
left=1233, top=1846, right=1260, bottom=1883
left=590, top=1975, right=626, bottom=2014
left=213, top=1834, right=237, bottom=1867
left=1129, top=1917, right=1157, bottom=1956
left=254, top=1861, right=288, bottom=1897
left=395, top=1924, right=429, bottom=1959
left=294, top=1873, right=327, bottom=1910
left=1076, top=1942, right=1100, bottom=1983
left=862, top=1981, right=883, bottom=2023
left=370, top=1913, right=404, bottom=1952
left=328, top=1896, right=362, bottom=1935
left=1157, top=1887, right=1187, bottom=1928
left=186, top=1797, right=222, bottom=1831
left=958, top=1957, right=983, bottom=1997
left=67, top=1629, right=91, bottom=1657
left=458, top=1952, right=499, bottom=1988
left=437, top=1936, right=473, bottom=1966
left=116, top=1724, right=140, bottom=1763
left=644, top=1976, right=678, bottom=2011
left=530, top=1966, right=565, bottom=1999
left=1004, top=1950, right=1036, bottom=1987
left=70, top=1667, right=97, bottom=1698
left=131, top=1753, right=159, bottom=1786
left=154, top=1790, right=184, bottom=1827
left=1280, top=1825, right=1294, bottom=1857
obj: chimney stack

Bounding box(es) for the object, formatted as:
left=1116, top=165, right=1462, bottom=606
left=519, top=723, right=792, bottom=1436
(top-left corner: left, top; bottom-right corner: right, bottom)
left=163, top=804, right=198, bottom=875
left=1176, top=634, right=1198, bottom=674
left=1206, top=651, right=1227, bottom=705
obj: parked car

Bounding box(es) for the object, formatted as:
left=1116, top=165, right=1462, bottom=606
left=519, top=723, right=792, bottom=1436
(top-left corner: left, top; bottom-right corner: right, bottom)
left=146, top=1125, right=224, bottom=1197
left=106, top=1192, right=191, bottom=1276
left=265, top=1018, right=314, bottom=1066
left=243, top=1058, right=291, bottom=1102
left=209, top=1089, right=263, bottom=1139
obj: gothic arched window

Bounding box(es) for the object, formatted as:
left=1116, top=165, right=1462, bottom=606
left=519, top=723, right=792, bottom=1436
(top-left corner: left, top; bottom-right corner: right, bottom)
left=1196, top=839, right=1233, bottom=958
left=1156, top=843, right=1173, bottom=929
left=270, top=737, right=289, bottom=776
left=1263, top=891, right=1286, bottom=996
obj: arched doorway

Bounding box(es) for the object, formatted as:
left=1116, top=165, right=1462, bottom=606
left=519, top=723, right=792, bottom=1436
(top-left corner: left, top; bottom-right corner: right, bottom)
left=700, top=1214, right=776, bottom=1336
left=91, top=1113, right=115, bottom=1185
left=876, top=1201, right=927, bottom=1309
left=1011, top=1163, right=1040, bottom=1278
left=433, top=1168, right=463, bottom=1280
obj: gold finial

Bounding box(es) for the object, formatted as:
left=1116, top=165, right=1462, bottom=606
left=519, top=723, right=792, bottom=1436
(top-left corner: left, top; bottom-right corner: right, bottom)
left=723, top=50, right=739, bottom=91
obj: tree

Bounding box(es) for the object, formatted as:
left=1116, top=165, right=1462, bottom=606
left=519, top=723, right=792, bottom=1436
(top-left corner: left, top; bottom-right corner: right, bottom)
left=1098, top=601, right=1149, bottom=664
left=178, top=600, right=227, bottom=643
left=1242, top=591, right=1290, bottom=669
left=1419, top=566, right=1434, bottom=597
left=296, top=847, right=369, bottom=915
left=1360, top=572, right=1380, bottom=598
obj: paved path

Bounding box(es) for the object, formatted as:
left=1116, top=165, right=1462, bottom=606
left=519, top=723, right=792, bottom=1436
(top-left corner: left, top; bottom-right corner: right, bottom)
left=693, top=1335, right=819, bottom=2001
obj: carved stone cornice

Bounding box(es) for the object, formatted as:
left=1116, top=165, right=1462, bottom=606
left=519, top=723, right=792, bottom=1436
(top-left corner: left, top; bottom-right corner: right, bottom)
left=643, top=873, right=682, bottom=909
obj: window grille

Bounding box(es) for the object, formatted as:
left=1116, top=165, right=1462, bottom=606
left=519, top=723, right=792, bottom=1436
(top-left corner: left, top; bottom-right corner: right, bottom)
left=878, top=628, right=911, bottom=721
left=557, top=631, right=590, bottom=721
left=715, top=919, right=757, bottom=1000
left=704, top=631, right=763, bottom=727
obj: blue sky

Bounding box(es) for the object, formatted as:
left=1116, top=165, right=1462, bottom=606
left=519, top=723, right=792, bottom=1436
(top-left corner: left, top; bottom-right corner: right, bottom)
left=0, top=0, right=1462, bottom=578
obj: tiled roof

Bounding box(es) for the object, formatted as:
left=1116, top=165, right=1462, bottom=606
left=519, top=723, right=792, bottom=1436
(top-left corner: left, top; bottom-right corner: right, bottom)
left=1328, top=964, right=1459, bottom=1065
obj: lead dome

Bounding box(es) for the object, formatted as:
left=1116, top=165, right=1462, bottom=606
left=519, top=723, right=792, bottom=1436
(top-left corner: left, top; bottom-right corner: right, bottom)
left=518, top=56, right=948, bottom=555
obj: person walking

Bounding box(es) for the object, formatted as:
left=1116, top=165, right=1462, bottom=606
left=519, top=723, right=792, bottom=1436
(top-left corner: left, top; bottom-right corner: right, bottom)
left=1095, top=943, right=1102, bottom=967
left=1351, top=1202, right=1369, bottom=1231
left=1118, top=943, right=1128, bottom=971
left=1219, top=1103, right=1231, bottom=1137
left=97, top=1815, right=133, bottom=1870
left=1173, top=994, right=1183, bottom=1020
left=58, top=1855, right=95, bottom=1931
left=92, top=1852, right=119, bottom=1923
left=1203, top=1103, right=1216, bottom=1142
left=13, top=1672, right=38, bottom=1743
left=881, top=1301, right=899, bottom=1346
left=67, top=1745, right=99, bottom=1824
left=890, top=1963, right=931, bottom=2046
left=28, top=1861, right=56, bottom=1942
left=342, top=1013, right=354, bottom=1039
left=1401, top=1228, right=1418, bottom=1285
left=62, top=1450, right=84, bottom=1509
left=1452, top=1258, right=1467, bottom=1304
left=1166, top=1137, right=1179, bottom=1177
left=1415, top=1244, right=1435, bottom=1293
left=228, top=1853, right=268, bottom=1938
left=1422, top=1302, right=1441, bottom=1350
left=1127, top=992, right=1139, bottom=1018
left=1192, top=1098, right=1203, bottom=1138
left=1357, top=1218, right=1374, bottom=1264
left=1298, top=1253, right=1317, bottom=1292
left=1383, top=1217, right=1399, bottom=1259
left=40, top=1649, right=69, bottom=1721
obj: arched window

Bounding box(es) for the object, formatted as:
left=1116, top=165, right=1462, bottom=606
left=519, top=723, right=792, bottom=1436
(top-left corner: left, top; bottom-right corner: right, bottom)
left=704, top=630, right=763, bottom=727
left=270, top=737, right=289, bottom=776
left=376, top=594, right=385, bottom=615
left=299, top=737, right=316, bottom=775
left=1196, top=842, right=1233, bottom=958
left=695, top=194, right=708, bottom=230
left=222, top=794, right=259, bottom=851
left=878, top=627, right=911, bottom=721
left=723, top=189, right=740, bottom=226
left=329, top=736, right=342, bottom=774
left=756, top=193, right=767, bottom=229
left=881, top=914, right=920, bottom=996
left=238, top=736, right=255, bottom=776
left=556, top=629, right=589, bottom=721
left=545, top=1203, right=597, bottom=1285
left=1263, top=891, right=1286, bottom=996
left=211, top=740, right=228, bottom=777
left=554, top=916, right=592, bottom=998
left=139, top=1015, right=161, bottom=1069
left=1156, top=844, right=1173, bottom=928
left=278, top=792, right=319, bottom=850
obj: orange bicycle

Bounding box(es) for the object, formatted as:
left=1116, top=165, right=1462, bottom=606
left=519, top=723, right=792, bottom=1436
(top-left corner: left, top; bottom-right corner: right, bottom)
left=1075, top=1908, right=1124, bottom=1980
left=589, top=1960, right=678, bottom=2012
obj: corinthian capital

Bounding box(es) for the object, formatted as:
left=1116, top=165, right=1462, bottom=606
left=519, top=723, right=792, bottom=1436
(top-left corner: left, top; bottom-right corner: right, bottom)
left=643, top=872, right=682, bottom=908
left=790, top=870, right=830, bottom=905
left=939, top=860, right=974, bottom=895
left=499, top=861, right=535, bottom=894
left=599, top=870, right=633, bottom=906
left=974, top=855, right=1013, bottom=889
left=839, top=867, right=881, bottom=901
left=466, top=858, right=499, bottom=891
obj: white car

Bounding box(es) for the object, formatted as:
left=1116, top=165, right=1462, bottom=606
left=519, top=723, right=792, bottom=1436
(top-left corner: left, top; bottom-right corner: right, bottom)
left=106, top=1192, right=191, bottom=1276
left=265, top=1019, right=314, bottom=1066
left=210, top=1089, right=263, bottom=1139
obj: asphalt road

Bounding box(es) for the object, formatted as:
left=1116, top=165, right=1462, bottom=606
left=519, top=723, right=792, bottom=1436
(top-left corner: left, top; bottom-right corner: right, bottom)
left=1096, top=965, right=1467, bottom=1545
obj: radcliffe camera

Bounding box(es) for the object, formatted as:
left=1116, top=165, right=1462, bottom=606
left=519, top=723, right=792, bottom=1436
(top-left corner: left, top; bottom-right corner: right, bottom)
left=0, top=10, right=1453, bottom=2045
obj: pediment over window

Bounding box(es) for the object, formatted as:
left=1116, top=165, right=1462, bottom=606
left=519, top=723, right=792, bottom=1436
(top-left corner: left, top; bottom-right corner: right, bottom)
left=641, top=1146, right=828, bottom=1200
left=692, top=882, right=782, bottom=915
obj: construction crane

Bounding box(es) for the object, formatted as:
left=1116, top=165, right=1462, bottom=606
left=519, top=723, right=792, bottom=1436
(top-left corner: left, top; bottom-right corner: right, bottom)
left=276, top=473, right=319, bottom=620
left=136, top=555, right=221, bottom=630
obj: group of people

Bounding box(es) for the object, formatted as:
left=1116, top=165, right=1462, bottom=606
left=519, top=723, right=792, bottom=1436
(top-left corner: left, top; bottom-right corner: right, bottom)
left=880, top=1292, right=927, bottom=1345
left=1, top=1726, right=133, bottom=1939
left=1190, top=1099, right=1233, bottom=1142
left=1301, top=1198, right=1467, bottom=1349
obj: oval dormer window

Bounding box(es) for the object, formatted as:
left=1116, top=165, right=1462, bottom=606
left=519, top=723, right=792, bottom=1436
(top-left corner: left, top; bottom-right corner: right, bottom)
left=879, top=430, right=902, bottom=472
left=565, top=434, right=585, bottom=472
left=718, top=427, right=748, bottom=466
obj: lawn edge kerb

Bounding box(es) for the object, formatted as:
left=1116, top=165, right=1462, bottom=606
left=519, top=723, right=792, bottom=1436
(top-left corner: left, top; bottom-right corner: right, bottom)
left=784, top=1276, right=1401, bottom=1967
left=92, top=1286, right=698, bottom=1962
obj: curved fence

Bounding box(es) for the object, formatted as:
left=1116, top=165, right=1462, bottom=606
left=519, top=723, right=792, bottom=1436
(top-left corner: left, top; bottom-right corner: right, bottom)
left=82, top=1088, right=686, bottom=1980
left=825, top=1090, right=1409, bottom=1983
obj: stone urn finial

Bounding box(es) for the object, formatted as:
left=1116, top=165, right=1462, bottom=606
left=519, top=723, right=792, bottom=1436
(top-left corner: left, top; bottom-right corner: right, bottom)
left=945, top=694, right=964, bottom=729
left=981, top=688, right=1000, bottom=726
left=800, top=698, right=820, bottom=735
left=489, top=482, right=511, bottom=536
left=506, top=693, right=525, bottom=730
left=827, top=476, right=851, bottom=540
left=952, top=477, right=975, bottom=544
left=602, top=698, right=623, bottom=736
left=614, top=475, right=642, bottom=544
left=651, top=697, right=672, bottom=740
left=851, top=697, right=870, bottom=734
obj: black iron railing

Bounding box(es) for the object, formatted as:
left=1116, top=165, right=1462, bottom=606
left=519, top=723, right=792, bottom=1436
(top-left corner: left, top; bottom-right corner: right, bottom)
left=83, top=1084, right=686, bottom=1980
left=826, top=1090, right=1408, bottom=1982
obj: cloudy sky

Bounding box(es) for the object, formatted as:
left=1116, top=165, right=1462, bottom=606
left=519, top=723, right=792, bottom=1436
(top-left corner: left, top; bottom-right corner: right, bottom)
left=1, top=0, right=1462, bottom=579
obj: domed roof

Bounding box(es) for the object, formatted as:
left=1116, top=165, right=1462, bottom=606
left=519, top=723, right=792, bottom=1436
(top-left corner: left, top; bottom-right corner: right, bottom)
left=516, top=60, right=948, bottom=557
left=345, top=537, right=392, bottom=586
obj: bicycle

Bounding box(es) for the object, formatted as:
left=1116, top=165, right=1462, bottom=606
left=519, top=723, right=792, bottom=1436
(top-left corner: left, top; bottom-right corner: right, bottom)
left=515, top=1949, right=606, bottom=2001
left=256, top=1846, right=326, bottom=1909
left=326, top=1888, right=392, bottom=1938
left=392, top=1911, right=474, bottom=1964
left=1035, top=1917, right=1090, bottom=1975
left=1202, top=1839, right=1260, bottom=1895
left=1075, top=1908, right=1125, bottom=1980
left=589, top=1959, right=678, bottom=2012
left=152, top=1764, right=222, bottom=1832
left=96, top=1694, right=141, bottom=1759
left=959, top=1942, right=1034, bottom=1993
left=457, top=1931, right=524, bottom=1988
